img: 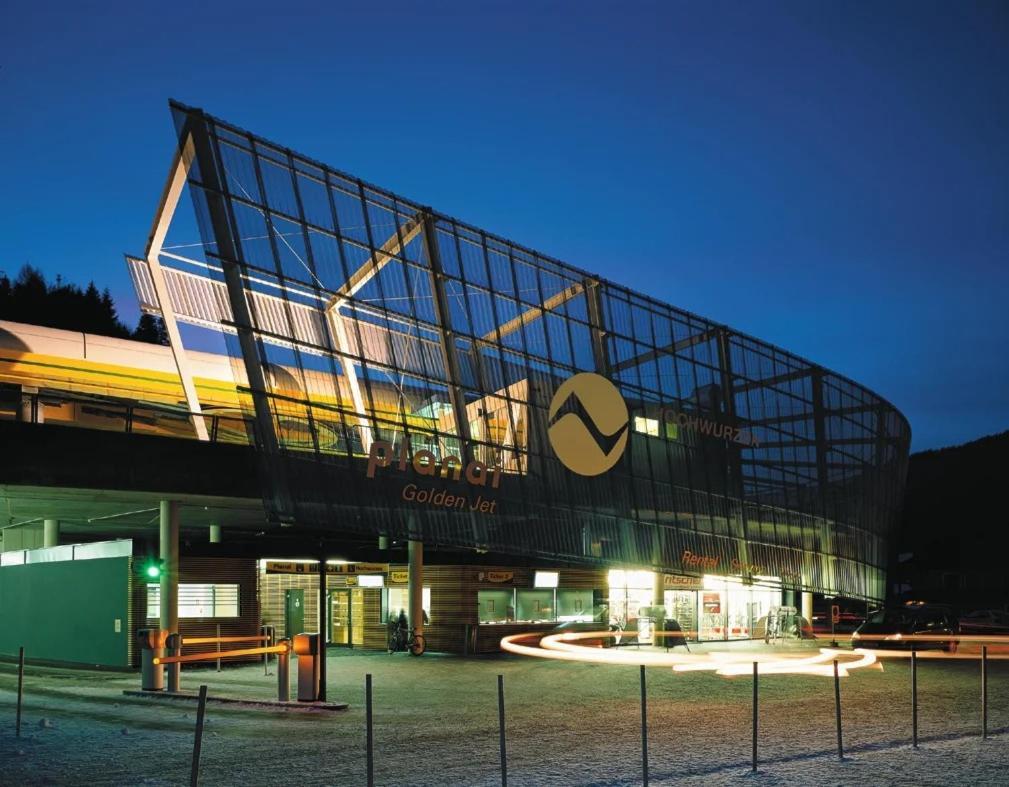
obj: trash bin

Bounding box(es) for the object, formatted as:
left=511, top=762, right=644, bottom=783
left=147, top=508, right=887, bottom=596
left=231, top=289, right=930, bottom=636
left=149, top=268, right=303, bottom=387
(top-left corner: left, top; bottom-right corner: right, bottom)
left=137, top=628, right=169, bottom=691
left=292, top=632, right=321, bottom=702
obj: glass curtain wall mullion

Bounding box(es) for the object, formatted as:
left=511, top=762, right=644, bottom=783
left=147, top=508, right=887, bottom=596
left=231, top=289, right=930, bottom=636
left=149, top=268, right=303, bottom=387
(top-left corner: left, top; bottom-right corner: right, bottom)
left=354, top=179, right=417, bottom=454
left=245, top=135, right=321, bottom=453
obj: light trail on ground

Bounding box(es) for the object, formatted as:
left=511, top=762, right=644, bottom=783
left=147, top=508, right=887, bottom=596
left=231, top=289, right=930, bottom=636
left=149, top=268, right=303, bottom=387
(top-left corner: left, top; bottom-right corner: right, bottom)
left=500, top=630, right=1009, bottom=676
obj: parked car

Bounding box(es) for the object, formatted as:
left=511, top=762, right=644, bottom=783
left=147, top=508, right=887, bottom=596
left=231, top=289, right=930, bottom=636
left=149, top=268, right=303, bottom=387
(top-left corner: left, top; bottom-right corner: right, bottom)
left=852, top=603, right=958, bottom=651
left=958, top=609, right=1009, bottom=636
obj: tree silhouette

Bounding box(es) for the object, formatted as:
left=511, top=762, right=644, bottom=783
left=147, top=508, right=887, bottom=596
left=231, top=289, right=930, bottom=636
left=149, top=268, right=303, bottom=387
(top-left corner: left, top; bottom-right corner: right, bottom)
left=0, top=264, right=167, bottom=344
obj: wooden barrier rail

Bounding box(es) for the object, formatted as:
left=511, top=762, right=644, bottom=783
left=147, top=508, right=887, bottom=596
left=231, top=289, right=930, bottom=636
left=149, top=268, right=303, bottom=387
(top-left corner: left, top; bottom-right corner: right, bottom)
left=154, top=643, right=289, bottom=666
left=182, top=635, right=271, bottom=646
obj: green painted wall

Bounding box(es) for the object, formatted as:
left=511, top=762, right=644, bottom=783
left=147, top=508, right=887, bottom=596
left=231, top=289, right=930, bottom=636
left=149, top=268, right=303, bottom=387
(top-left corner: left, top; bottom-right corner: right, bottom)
left=0, top=556, right=130, bottom=667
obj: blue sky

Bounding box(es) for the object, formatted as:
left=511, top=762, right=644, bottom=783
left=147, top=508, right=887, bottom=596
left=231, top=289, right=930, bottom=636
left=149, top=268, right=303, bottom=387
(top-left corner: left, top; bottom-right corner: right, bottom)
left=0, top=1, right=1005, bottom=450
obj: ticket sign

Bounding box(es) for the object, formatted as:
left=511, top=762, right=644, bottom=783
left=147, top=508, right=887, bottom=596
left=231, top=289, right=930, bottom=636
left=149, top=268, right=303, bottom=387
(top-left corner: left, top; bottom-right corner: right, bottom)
left=390, top=571, right=409, bottom=584
left=478, top=570, right=514, bottom=583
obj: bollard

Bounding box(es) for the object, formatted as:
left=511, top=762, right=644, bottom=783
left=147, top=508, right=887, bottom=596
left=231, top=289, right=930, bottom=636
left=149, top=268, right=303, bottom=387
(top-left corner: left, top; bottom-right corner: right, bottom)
left=216, top=624, right=221, bottom=672
left=911, top=649, right=918, bottom=748
left=833, top=659, right=843, bottom=759
left=138, top=628, right=168, bottom=691
left=640, top=665, right=649, bottom=786
left=277, top=639, right=291, bottom=702
left=752, top=662, right=758, bottom=772
left=497, top=674, right=508, bottom=787
left=982, top=645, right=988, bottom=740
left=16, top=646, right=24, bottom=738
left=190, top=684, right=208, bottom=787
left=366, top=674, right=374, bottom=787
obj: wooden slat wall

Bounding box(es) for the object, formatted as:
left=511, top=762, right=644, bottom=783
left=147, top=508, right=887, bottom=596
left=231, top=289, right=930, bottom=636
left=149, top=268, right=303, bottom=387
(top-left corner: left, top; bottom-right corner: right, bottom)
left=259, top=571, right=382, bottom=644
left=131, top=557, right=260, bottom=666
left=374, top=565, right=608, bottom=654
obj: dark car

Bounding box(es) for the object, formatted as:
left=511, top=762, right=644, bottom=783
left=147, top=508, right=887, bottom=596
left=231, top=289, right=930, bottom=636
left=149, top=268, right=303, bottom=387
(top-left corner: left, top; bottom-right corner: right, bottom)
left=852, top=604, right=958, bottom=651
left=958, top=609, right=1009, bottom=636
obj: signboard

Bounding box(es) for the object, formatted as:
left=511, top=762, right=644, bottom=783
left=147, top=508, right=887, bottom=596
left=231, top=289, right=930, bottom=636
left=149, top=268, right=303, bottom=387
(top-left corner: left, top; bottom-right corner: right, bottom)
left=664, top=574, right=703, bottom=590
left=264, top=561, right=389, bottom=575
left=389, top=571, right=409, bottom=584
left=831, top=605, right=840, bottom=624
left=477, top=570, right=514, bottom=583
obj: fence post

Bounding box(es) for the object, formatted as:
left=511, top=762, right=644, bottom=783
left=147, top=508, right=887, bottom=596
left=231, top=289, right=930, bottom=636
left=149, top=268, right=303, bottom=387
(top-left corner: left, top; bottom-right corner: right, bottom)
left=833, top=659, right=843, bottom=758
left=16, top=646, right=24, bottom=738
left=216, top=624, right=221, bottom=672
left=911, top=649, right=918, bottom=749
left=366, top=673, right=374, bottom=787
left=498, top=674, right=508, bottom=787
left=640, top=665, right=649, bottom=785
left=752, top=661, right=758, bottom=772
left=190, top=684, right=208, bottom=787
left=982, top=645, right=988, bottom=740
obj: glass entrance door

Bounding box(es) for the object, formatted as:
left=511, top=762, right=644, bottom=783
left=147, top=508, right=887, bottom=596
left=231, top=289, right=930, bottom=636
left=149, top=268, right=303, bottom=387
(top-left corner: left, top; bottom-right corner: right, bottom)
left=330, top=589, right=365, bottom=646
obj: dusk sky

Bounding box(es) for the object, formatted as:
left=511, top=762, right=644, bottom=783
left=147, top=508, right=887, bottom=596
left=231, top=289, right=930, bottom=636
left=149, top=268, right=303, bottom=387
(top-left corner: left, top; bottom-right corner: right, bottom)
left=1, top=1, right=1005, bottom=451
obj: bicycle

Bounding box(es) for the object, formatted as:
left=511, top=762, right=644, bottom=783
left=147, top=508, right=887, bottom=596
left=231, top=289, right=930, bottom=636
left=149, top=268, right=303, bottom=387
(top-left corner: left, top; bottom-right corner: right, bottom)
left=387, top=624, right=426, bottom=656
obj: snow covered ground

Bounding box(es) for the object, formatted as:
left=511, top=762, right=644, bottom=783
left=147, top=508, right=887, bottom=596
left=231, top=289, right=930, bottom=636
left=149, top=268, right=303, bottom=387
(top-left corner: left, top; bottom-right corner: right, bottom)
left=0, top=642, right=1005, bottom=786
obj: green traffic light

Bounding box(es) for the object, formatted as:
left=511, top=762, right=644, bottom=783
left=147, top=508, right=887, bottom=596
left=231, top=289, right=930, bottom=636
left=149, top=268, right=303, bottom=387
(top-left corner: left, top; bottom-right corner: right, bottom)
left=145, top=563, right=161, bottom=579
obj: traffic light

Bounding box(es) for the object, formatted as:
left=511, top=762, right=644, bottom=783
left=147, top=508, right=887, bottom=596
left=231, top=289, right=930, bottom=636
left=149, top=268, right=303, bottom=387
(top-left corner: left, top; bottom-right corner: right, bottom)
left=138, top=558, right=164, bottom=580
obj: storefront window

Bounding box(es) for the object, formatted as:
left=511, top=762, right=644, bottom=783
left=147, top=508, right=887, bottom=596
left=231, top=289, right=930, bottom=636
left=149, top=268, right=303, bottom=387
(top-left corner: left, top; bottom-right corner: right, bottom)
left=384, top=587, right=431, bottom=623
left=557, top=590, right=593, bottom=622
left=663, top=590, right=697, bottom=638
left=607, top=570, right=655, bottom=628
left=516, top=589, right=555, bottom=622
left=478, top=589, right=515, bottom=623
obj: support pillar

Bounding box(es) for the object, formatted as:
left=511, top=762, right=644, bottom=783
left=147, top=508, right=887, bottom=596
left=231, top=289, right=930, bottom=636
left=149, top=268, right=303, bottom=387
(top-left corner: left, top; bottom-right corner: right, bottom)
left=43, top=519, right=60, bottom=548
left=209, top=524, right=222, bottom=544
left=378, top=535, right=389, bottom=551
left=408, top=540, right=424, bottom=638
left=160, top=500, right=180, bottom=692
left=801, top=592, right=813, bottom=626
left=318, top=557, right=328, bottom=702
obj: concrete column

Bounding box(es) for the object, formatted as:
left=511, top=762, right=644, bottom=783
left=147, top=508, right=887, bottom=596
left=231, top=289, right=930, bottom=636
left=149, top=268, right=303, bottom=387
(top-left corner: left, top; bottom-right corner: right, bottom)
left=652, top=571, right=665, bottom=609
left=408, top=540, right=424, bottom=636
left=43, top=519, right=60, bottom=548
left=209, top=524, right=222, bottom=544
left=801, top=591, right=814, bottom=624
left=378, top=535, right=389, bottom=550
left=159, top=500, right=180, bottom=692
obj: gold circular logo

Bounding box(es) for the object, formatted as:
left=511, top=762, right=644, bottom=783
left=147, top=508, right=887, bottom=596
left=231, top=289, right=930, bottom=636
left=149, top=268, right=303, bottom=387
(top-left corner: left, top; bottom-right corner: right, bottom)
left=547, top=373, right=629, bottom=476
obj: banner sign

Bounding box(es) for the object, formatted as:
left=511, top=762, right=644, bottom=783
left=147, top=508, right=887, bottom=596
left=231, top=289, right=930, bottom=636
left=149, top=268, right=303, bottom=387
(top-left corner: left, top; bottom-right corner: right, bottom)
left=265, top=561, right=389, bottom=575
left=664, top=574, right=703, bottom=590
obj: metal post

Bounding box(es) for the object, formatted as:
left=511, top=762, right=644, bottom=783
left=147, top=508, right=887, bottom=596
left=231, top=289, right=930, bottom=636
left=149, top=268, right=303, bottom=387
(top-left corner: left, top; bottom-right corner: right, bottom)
left=982, top=645, right=988, bottom=740
left=752, top=662, right=758, bottom=772
left=497, top=674, right=508, bottom=787
left=277, top=642, right=290, bottom=702
left=911, top=649, right=918, bottom=748
left=16, top=646, right=24, bottom=737
left=640, top=665, right=649, bottom=786
left=190, top=684, right=208, bottom=787
left=366, top=673, right=374, bottom=787
left=216, top=624, right=221, bottom=672
left=319, top=556, right=328, bottom=702
left=833, top=659, right=843, bottom=759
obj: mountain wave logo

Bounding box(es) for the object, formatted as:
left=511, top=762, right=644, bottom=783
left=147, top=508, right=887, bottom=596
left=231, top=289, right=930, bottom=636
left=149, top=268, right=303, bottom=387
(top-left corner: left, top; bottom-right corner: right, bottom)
left=547, top=373, right=629, bottom=476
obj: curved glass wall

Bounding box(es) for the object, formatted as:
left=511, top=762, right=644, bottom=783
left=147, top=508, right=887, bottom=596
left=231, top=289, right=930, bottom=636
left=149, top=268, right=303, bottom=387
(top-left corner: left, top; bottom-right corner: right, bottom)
left=163, top=101, right=911, bottom=602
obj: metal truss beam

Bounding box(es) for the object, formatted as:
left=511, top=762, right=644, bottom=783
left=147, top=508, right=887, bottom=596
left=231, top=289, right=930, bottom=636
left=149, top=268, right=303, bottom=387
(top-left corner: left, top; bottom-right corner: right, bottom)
left=610, top=326, right=721, bottom=373
left=480, top=282, right=584, bottom=344
left=142, top=134, right=209, bottom=442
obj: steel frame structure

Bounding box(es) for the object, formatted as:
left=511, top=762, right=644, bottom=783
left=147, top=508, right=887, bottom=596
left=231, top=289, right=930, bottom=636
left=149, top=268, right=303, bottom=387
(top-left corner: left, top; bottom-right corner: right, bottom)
left=129, top=101, right=912, bottom=602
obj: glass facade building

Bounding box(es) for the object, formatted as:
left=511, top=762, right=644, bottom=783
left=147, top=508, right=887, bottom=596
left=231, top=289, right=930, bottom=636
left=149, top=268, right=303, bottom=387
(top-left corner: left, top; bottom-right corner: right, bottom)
left=163, top=101, right=910, bottom=603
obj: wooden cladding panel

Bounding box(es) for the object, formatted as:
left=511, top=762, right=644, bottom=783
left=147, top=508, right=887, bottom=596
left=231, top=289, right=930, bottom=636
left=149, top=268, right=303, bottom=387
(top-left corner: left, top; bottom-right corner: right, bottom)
left=131, top=557, right=260, bottom=666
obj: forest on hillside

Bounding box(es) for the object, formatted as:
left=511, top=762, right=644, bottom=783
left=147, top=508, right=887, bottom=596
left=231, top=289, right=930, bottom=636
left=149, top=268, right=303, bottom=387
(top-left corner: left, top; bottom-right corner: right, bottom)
left=0, top=264, right=166, bottom=344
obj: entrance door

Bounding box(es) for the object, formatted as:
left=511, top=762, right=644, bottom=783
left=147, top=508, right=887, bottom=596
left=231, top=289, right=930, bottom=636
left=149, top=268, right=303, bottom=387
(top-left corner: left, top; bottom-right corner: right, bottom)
left=331, top=589, right=351, bottom=646
left=284, top=588, right=305, bottom=638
